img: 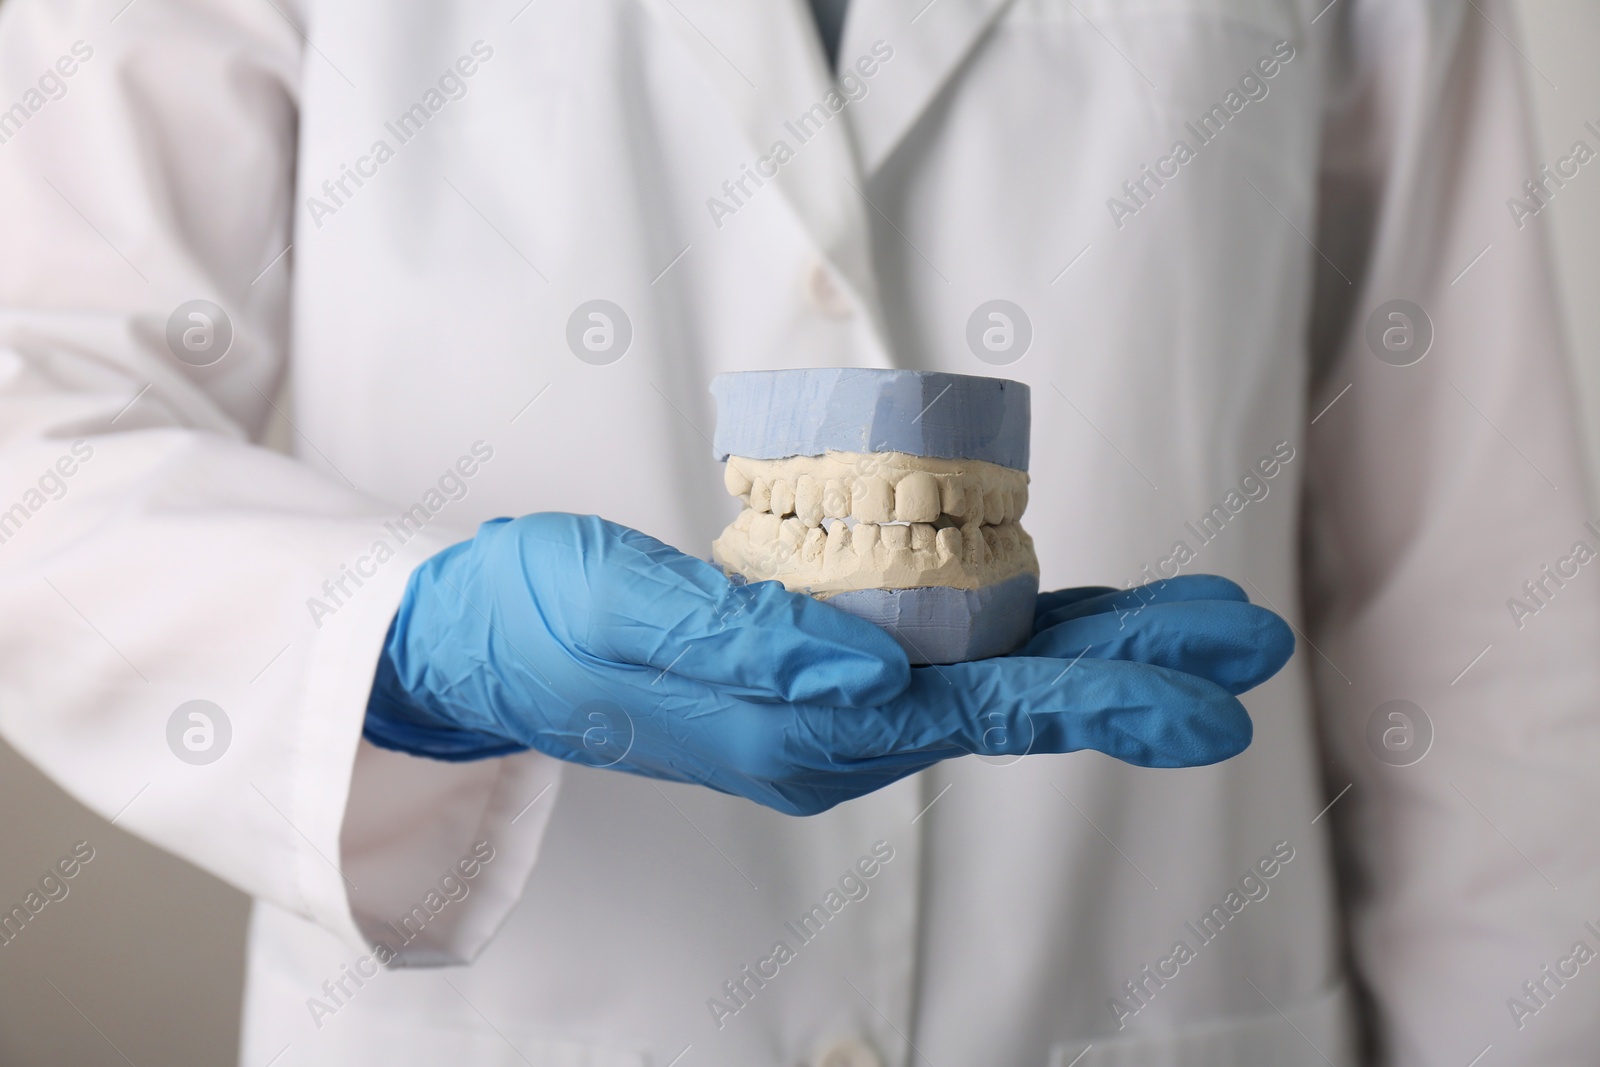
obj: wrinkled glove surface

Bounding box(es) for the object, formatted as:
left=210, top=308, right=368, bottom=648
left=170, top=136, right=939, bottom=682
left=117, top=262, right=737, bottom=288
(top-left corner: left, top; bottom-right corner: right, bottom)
left=364, top=514, right=1293, bottom=815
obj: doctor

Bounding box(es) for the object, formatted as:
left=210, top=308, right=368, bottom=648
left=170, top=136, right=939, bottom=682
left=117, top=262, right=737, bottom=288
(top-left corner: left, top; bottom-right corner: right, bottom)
left=2, top=0, right=1598, bottom=1064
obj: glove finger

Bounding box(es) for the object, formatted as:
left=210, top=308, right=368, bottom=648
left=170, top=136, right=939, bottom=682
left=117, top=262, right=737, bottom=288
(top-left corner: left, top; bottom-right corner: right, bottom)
left=806, top=657, right=1253, bottom=769
left=1033, top=574, right=1249, bottom=632
left=1033, top=586, right=1119, bottom=623
left=761, top=761, right=936, bottom=817
left=958, top=657, right=1254, bottom=767
left=1018, top=600, right=1294, bottom=695
left=508, top=513, right=910, bottom=707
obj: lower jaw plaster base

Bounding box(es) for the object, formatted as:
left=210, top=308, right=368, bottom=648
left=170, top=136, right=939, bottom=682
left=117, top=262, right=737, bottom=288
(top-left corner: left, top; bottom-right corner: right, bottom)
left=822, top=572, right=1040, bottom=664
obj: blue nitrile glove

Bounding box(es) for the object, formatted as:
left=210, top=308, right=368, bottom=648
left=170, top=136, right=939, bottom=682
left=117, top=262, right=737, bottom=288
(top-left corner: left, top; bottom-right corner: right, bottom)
left=364, top=514, right=1293, bottom=816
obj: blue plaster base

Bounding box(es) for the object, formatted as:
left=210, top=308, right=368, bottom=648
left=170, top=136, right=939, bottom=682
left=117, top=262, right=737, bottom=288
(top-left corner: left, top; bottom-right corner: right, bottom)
left=821, top=571, right=1039, bottom=664
left=710, top=369, right=1030, bottom=472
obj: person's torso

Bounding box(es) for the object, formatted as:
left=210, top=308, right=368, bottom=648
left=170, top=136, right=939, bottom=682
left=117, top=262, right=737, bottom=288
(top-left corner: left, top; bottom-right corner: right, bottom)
left=247, top=2, right=1355, bottom=1064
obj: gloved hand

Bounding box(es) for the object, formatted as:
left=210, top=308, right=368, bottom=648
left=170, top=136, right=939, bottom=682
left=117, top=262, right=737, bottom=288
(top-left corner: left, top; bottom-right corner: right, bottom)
left=364, top=514, right=1293, bottom=816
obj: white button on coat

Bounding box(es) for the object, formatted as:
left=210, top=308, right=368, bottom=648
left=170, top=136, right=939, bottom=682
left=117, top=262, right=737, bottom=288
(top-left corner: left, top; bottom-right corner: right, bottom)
left=806, top=261, right=855, bottom=317
left=813, top=1036, right=882, bottom=1067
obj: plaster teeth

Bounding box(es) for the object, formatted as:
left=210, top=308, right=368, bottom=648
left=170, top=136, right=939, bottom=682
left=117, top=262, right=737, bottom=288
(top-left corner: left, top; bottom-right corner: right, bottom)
left=802, top=526, right=826, bottom=562
left=713, top=516, right=1033, bottom=587
left=713, top=450, right=1037, bottom=596
left=985, top=487, right=1008, bottom=524
left=972, top=486, right=998, bottom=527
left=823, top=479, right=851, bottom=519
left=972, top=485, right=992, bottom=526
left=824, top=522, right=852, bottom=564
left=725, top=461, right=752, bottom=497
left=853, top=478, right=894, bottom=524
left=883, top=528, right=914, bottom=569
left=854, top=522, right=881, bottom=558
left=991, top=524, right=1016, bottom=558
left=940, top=477, right=965, bottom=517
left=770, top=478, right=795, bottom=517
left=940, top=486, right=966, bottom=527
left=795, top=475, right=823, bottom=526
left=962, top=521, right=983, bottom=565
left=895, top=471, right=940, bottom=523
left=749, top=512, right=782, bottom=543
left=981, top=525, right=1000, bottom=563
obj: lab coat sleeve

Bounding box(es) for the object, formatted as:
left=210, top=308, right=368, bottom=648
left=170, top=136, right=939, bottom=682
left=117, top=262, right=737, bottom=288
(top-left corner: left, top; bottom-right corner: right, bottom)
left=1304, top=1, right=1600, bottom=1062
left=0, top=0, right=560, bottom=964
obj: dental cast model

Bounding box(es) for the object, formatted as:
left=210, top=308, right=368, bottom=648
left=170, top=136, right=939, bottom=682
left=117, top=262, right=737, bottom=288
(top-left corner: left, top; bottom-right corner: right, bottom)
left=710, top=369, right=1038, bottom=664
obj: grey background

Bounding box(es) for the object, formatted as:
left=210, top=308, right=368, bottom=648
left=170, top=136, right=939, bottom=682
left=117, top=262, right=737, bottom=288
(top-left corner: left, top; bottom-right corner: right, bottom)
left=3, top=3, right=1598, bottom=1063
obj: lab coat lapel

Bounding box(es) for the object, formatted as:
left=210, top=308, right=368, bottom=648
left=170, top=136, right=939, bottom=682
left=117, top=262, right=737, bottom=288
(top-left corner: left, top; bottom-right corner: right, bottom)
left=640, top=0, right=878, bottom=298
left=844, top=0, right=1016, bottom=176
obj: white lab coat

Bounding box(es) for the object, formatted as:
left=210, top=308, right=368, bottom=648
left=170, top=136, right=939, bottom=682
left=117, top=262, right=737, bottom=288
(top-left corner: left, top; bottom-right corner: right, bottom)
left=2, top=0, right=1597, bottom=1063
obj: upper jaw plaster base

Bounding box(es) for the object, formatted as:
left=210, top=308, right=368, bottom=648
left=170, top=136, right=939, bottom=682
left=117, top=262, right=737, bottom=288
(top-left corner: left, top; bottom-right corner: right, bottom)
left=710, top=369, right=1038, bottom=665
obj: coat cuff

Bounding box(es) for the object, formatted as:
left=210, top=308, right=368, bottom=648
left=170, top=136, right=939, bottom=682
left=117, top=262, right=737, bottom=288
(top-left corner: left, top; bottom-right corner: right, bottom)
left=294, top=526, right=564, bottom=964
left=339, top=740, right=562, bottom=966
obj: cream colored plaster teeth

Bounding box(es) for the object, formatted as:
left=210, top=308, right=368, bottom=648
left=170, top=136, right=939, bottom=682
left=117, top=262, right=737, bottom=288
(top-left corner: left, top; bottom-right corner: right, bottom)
left=985, top=487, right=1007, bottom=524
left=771, top=478, right=795, bottom=517
left=895, top=471, right=940, bottom=523
left=823, top=479, right=851, bottom=519
left=712, top=519, right=1034, bottom=594
left=795, top=475, right=823, bottom=526
left=854, top=522, right=881, bottom=559
left=824, top=522, right=852, bottom=564
left=853, top=478, right=893, bottom=524
left=961, top=484, right=980, bottom=523
left=802, top=526, right=826, bottom=562
left=962, top=521, right=984, bottom=565
left=712, top=450, right=1037, bottom=595
left=943, top=481, right=969, bottom=520
left=934, top=489, right=960, bottom=527
left=723, top=453, right=1027, bottom=505
left=938, top=477, right=964, bottom=517
left=749, top=512, right=781, bottom=543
